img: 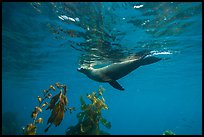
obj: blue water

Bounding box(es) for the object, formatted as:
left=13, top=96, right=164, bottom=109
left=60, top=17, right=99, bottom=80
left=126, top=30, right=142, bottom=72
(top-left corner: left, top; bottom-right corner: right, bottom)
left=2, top=2, right=202, bottom=135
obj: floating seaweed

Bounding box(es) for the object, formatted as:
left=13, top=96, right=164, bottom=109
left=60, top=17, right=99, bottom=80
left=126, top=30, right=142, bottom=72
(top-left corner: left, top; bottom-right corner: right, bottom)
left=66, top=86, right=111, bottom=135
left=22, top=82, right=74, bottom=135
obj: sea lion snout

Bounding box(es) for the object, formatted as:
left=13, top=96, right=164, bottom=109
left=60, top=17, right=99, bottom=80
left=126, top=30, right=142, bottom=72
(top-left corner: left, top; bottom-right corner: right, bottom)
left=77, top=67, right=87, bottom=73
left=77, top=67, right=82, bottom=72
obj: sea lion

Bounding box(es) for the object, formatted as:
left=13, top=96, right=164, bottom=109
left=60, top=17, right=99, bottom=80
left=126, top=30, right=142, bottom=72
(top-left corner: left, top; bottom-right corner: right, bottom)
left=77, top=50, right=162, bottom=91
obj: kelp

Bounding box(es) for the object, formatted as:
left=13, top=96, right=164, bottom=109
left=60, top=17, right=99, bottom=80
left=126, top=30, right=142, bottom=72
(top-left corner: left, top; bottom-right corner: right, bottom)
left=22, top=82, right=74, bottom=135
left=22, top=84, right=110, bottom=135
left=66, top=86, right=111, bottom=135
left=162, top=130, right=176, bottom=135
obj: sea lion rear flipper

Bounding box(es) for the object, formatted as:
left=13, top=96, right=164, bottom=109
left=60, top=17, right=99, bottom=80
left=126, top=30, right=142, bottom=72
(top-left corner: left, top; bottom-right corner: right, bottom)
left=109, top=81, right=124, bottom=91
left=140, top=56, right=162, bottom=66
left=135, top=50, right=151, bottom=59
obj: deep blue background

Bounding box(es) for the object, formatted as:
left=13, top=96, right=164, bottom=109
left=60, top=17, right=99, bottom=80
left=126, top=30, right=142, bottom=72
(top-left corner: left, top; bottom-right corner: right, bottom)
left=2, top=2, right=202, bottom=135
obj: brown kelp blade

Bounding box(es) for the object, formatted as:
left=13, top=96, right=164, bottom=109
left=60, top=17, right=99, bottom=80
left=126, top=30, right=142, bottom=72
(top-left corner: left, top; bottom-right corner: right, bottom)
left=47, top=101, right=65, bottom=126
left=53, top=108, right=64, bottom=126
left=44, top=124, right=51, bottom=133
left=46, top=93, right=60, bottom=110
left=47, top=103, right=60, bottom=124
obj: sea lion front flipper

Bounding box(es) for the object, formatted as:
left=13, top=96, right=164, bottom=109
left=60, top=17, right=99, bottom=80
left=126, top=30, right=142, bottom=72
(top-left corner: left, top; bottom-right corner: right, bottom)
left=109, top=81, right=124, bottom=91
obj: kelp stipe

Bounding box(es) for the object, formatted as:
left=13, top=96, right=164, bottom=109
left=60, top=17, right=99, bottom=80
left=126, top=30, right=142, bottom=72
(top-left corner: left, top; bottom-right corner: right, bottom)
left=66, top=86, right=111, bottom=135
left=22, top=82, right=75, bottom=135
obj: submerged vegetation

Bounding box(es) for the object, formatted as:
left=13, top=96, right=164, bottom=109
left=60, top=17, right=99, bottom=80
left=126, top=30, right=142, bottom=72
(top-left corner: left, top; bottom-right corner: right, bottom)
left=66, top=86, right=111, bottom=135
left=23, top=84, right=110, bottom=135
left=162, top=130, right=176, bottom=135
left=21, top=83, right=176, bottom=135
left=22, top=82, right=75, bottom=135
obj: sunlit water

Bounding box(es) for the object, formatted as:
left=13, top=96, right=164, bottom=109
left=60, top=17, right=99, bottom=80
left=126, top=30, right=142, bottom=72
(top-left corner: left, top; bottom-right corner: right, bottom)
left=2, top=2, right=202, bottom=135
